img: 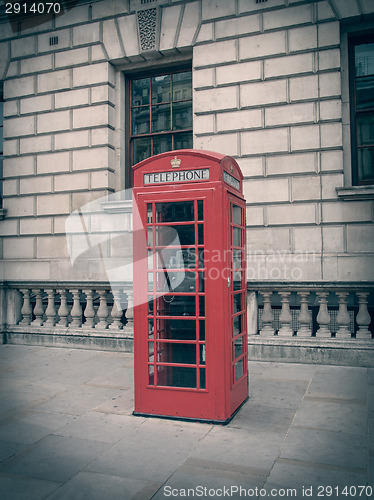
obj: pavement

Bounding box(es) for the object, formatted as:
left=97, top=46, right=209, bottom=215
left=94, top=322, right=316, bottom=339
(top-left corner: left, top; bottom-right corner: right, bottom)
left=0, top=345, right=372, bottom=500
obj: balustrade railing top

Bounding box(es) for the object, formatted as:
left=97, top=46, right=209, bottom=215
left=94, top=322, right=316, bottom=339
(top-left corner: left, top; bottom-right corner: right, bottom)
left=2, top=282, right=133, bottom=334
left=248, top=284, right=374, bottom=340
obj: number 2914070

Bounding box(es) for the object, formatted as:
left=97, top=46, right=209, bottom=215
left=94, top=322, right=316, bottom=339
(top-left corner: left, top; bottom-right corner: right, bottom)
left=5, top=2, right=61, bottom=15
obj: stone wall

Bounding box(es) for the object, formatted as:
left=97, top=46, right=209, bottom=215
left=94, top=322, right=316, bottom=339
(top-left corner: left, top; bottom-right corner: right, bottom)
left=0, top=0, right=373, bottom=284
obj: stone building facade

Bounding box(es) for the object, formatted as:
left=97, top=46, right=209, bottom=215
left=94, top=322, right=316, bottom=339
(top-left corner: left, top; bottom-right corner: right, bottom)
left=0, top=0, right=373, bottom=364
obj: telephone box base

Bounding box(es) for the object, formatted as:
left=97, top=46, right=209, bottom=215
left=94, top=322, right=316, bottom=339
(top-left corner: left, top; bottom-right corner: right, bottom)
left=132, top=397, right=249, bottom=426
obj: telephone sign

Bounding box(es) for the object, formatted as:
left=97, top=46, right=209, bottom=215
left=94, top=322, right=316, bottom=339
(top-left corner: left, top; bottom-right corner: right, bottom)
left=132, top=149, right=248, bottom=424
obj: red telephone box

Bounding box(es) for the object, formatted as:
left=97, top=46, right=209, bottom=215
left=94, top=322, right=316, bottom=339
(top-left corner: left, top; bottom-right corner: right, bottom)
left=132, top=149, right=248, bottom=424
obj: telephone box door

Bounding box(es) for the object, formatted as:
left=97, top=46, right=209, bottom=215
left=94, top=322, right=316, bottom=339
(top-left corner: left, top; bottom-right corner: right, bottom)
left=134, top=188, right=227, bottom=421
left=227, top=194, right=248, bottom=416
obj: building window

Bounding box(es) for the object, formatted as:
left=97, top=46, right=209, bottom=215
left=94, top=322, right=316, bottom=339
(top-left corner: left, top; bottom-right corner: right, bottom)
left=0, top=89, right=3, bottom=209
left=129, top=68, right=193, bottom=177
left=349, top=35, right=374, bottom=185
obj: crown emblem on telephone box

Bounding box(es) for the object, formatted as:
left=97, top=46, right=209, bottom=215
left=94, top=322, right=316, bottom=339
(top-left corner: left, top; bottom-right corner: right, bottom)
left=170, top=156, right=181, bottom=168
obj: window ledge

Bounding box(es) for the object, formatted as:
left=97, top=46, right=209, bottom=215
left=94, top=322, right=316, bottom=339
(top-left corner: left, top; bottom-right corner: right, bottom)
left=100, top=199, right=133, bottom=213
left=0, top=209, right=7, bottom=220
left=336, top=186, right=374, bottom=200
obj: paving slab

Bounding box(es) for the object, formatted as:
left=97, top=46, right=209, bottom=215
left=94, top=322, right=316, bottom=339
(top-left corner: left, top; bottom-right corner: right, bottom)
left=86, top=418, right=211, bottom=483
left=280, top=426, right=366, bottom=470
left=0, top=434, right=111, bottom=483
left=33, top=385, right=123, bottom=416
left=46, top=471, right=158, bottom=500
left=188, top=425, right=285, bottom=472
left=0, top=345, right=372, bottom=500
left=0, top=410, right=76, bottom=446
left=0, top=473, right=61, bottom=500
left=151, top=464, right=265, bottom=500
left=265, top=461, right=368, bottom=498
left=292, top=399, right=367, bottom=435
left=54, top=412, right=144, bottom=444
left=305, top=365, right=368, bottom=403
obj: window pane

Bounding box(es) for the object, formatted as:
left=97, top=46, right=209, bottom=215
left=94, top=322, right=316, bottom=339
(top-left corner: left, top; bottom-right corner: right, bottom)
left=174, top=131, right=193, bottom=150
left=355, top=42, right=374, bottom=77
left=234, top=314, right=242, bottom=335
left=198, top=200, right=203, bottom=220
left=149, top=319, right=154, bottom=338
left=199, top=320, right=205, bottom=340
left=200, top=368, right=206, bottom=389
left=156, top=224, right=195, bottom=246
left=157, top=366, right=196, bottom=388
left=172, top=71, right=192, bottom=101
left=147, top=203, right=153, bottom=223
left=356, top=76, right=374, bottom=110
left=153, top=134, right=172, bottom=155
left=152, top=134, right=172, bottom=155
left=151, top=74, right=170, bottom=103
left=200, top=344, right=206, bottom=365
left=233, top=227, right=241, bottom=246
left=156, top=295, right=196, bottom=316
left=198, top=248, right=204, bottom=267
left=199, top=272, right=205, bottom=292
left=233, top=293, right=242, bottom=314
left=132, top=107, right=150, bottom=135
left=232, top=205, right=242, bottom=225
left=133, top=137, right=151, bottom=164
left=357, top=114, right=374, bottom=146
left=155, top=271, right=195, bottom=293
left=132, top=78, right=150, bottom=106
left=234, top=336, right=244, bottom=360
left=152, top=104, right=171, bottom=132
left=233, top=249, right=242, bottom=269
left=199, top=295, right=205, bottom=317
left=357, top=147, right=374, bottom=182
left=235, top=359, right=244, bottom=382
left=147, top=227, right=153, bottom=246
left=198, top=224, right=204, bottom=245
left=172, top=101, right=192, bottom=130
left=157, top=318, right=196, bottom=340
left=157, top=342, right=196, bottom=364
left=156, top=248, right=195, bottom=270
left=156, top=201, right=194, bottom=222
left=233, top=270, right=243, bottom=291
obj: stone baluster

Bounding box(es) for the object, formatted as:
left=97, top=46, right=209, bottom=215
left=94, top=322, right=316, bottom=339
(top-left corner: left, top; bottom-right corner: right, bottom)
left=297, top=291, right=312, bottom=337
left=259, top=291, right=274, bottom=336
left=356, top=292, right=372, bottom=339
left=31, top=289, right=44, bottom=326
left=19, top=289, right=32, bottom=325
left=109, top=289, right=124, bottom=330
left=247, top=291, right=258, bottom=335
left=57, top=289, right=69, bottom=327
left=336, top=292, right=351, bottom=339
left=96, top=290, right=109, bottom=329
left=316, top=291, right=331, bottom=338
left=44, top=289, right=57, bottom=326
left=124, top=290, right=134, bottom=337
left=278, top=291, right=293, bottom=336
left=83, top=289, right=95, bottom=328
left=69, top=289, right=82, bottom=327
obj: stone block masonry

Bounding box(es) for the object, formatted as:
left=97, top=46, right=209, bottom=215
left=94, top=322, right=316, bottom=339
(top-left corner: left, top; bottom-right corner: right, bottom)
left=2, top=29, right=116, bottom=281
left=0, top=0, right=373, bottom=286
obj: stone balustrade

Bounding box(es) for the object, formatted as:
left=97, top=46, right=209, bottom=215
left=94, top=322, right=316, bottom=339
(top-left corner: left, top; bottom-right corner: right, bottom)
left=247, top=284, right=374, bottom=341
left=1, top=282, right=373, bottom=360
left=1, top=282, right=134, bottom=350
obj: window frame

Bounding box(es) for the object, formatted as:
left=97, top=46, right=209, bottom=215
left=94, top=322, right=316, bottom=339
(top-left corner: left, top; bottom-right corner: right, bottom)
left=348, top=32, right=374, bottom=186
left=0, top=88, right=3, bottom=211
left=126, top=65, right=193, bottom=188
